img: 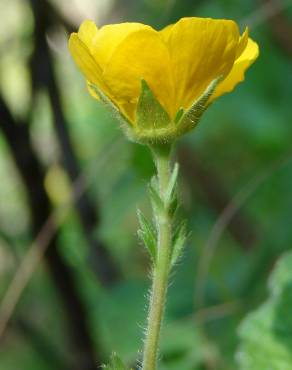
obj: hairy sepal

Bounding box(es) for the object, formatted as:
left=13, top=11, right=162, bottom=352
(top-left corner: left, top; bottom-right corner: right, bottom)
left=88, top=82, right=132, bottom=131
left=136, top=79, right=171, bottom=131
left=133, top=77, right=222, bottom=144
left=176, top=76, right=223, bottom=133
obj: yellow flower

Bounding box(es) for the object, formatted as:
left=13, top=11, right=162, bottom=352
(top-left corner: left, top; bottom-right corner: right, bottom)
left=69, top=17, right=259, bottom=143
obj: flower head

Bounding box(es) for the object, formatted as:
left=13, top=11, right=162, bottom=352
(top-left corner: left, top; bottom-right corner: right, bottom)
left=69, top=17, right=259, bottom=143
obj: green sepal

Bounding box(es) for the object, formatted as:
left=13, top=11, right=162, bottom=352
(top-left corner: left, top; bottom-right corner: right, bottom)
left=88, top=82, right=132, bottom=129
left=136, top=79, right=171, bottom=130
left=132, top=76, right=222, bottom=144
left=171, top=221, right=188, bottom=266
left=176, top=76, right=223, bottom=134
left=174, top=108, right=184, bottom=124
left=137, top=209, right=157, bottom=263
left=103, top=352, right=128, bottom=370
left=90, top=76, right=223, bottom=145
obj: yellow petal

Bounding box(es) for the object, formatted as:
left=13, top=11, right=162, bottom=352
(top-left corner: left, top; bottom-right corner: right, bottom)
left=90, top=23, right=152, bottom=70
left=236, top=27, right=249, bottom=58
left=160, top=17, right=240, bottom=112
left=211, top=38, right=259, bottom=100
left=69, top=33, right=102, bottom=85
left=103, top=28, right=175, bottom=121
left=69, top=26, right=138, bottom=122
left=78, top=19, right=98, bottom=48
left=68, top=33, right=111, bottom=99
left=159, top=23, right=174, bottom=42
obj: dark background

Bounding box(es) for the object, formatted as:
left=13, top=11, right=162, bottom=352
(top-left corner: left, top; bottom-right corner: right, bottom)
left=0, top=0, right=292, bottom=369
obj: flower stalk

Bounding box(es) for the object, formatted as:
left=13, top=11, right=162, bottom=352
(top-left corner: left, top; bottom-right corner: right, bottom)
left=142, top=143, right=174, bottom=370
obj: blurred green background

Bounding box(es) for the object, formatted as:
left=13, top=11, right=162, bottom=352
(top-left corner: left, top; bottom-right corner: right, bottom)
left=0, top=0, right=292, bottom=369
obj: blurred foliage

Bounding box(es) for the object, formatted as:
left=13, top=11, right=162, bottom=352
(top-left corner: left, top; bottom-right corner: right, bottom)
left=238, top=251, right=292, bottom=370
left=0, top=0, right=292, bottom=369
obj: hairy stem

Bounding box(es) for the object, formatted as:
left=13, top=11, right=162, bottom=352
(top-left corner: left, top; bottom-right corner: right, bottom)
left=142, top=143, right=173, bottom=370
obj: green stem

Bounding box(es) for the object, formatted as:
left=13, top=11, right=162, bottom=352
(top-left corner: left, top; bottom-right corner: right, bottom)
left=142, top=143, right=173, bottom=370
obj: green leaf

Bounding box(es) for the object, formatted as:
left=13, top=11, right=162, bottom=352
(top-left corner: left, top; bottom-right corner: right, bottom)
left=165, top=163, right=179, bottom=206
left=237, top=251, right=292, bottom=370
left=103, top=352, right=128, bottom=370
left=149, top=177, right=164, bottom=215
left=137, top=209, right=157, bottom=262
left=136, top=79, right=171, bottom=130
left=171, top=221, right=187, bottom=266
left=177, top=76, right=222, bottom=133
left=168, top=196, right=179, bottom=219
